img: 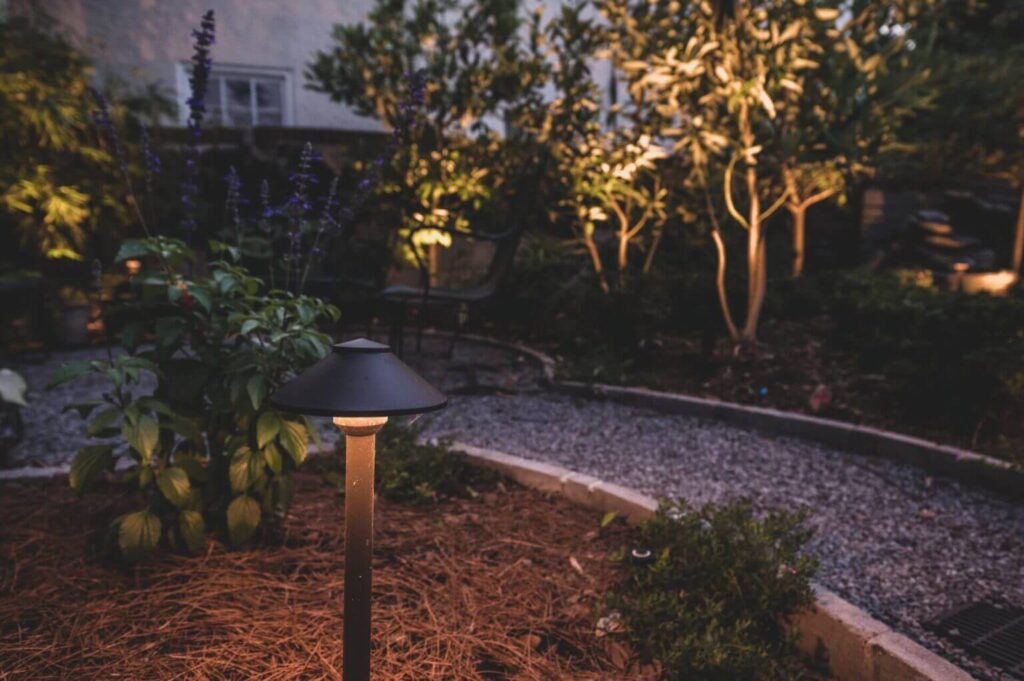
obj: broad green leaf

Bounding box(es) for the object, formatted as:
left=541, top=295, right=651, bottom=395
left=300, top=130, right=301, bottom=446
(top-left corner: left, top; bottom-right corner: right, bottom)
left=69, top=444, right=113, bottom=492
left=263, top=444, right=282, bottom=475
left=124, top=415, right=159, bottom=464
left=136, top=397, right=175, bottom=416
left=240, top=319, right=260, bottom=336
left=189, top=285, right=212, bottom=313
left=256, top=412, right=281, bottom=448
left=157, top=467, right=191, bottom=507
left=278, top=419, right=308, bottom=466
left=179, top=510, right=205, bottom=554
left=114, top=239, right=154, bottom=262
left=229, top=447, right=260, bottom=493
left=226, top=495, right=261, bottom=546
left=246, top=375, right=267, bottom=411
left=47, top=360, right=93, bottom=388
left=87, top=408, right=120, bottom=436
left=600, top=511, right=620, bottom=528
left=118, top=510, right=161, bottom=561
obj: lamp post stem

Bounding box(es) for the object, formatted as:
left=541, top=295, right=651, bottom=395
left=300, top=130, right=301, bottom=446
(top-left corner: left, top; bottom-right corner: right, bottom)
left=335, top=417, right=387, bottom=681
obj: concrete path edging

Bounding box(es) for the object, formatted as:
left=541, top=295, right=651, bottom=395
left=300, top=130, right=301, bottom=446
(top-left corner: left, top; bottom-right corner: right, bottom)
left=449, top=440, right=977, bottom=681
left=426, top=330, right=1021, bottom=497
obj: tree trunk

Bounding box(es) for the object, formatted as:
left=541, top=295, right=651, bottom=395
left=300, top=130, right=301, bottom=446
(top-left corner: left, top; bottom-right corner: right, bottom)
left=584, top=233, right=610, bottom=294
left=618, top=230, right=629, bottom=272
left=741, top=161, right=764, bottom=342
left=710, top=227, right=739, bottom=340
left=790, top=204, right=806, bottom=278
left=1013, top=182, right=1024, bottom=275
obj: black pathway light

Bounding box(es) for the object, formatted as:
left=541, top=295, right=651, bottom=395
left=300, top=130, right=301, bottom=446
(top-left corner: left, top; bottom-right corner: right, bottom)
left=271, top=338, right=447, bottom=681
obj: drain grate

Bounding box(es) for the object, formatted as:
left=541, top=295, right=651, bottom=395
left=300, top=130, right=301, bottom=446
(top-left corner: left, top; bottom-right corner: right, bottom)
left=931, top=601, right=1024, bottom=676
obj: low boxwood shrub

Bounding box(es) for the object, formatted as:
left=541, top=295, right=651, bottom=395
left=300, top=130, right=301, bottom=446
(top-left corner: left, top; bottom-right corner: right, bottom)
left=609, top=499, right=819, bottom=680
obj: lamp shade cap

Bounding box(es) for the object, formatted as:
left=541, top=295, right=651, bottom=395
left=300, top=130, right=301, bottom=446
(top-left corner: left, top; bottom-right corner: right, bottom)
left=269, top=338, right=447, bottom=417
left=334, top=338, right=390, bottom=353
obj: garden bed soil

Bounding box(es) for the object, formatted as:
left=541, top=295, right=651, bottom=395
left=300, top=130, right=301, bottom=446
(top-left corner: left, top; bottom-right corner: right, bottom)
left=548, top=317, right=1023, bottom=464
left=0, top=472, right=656, bottom=680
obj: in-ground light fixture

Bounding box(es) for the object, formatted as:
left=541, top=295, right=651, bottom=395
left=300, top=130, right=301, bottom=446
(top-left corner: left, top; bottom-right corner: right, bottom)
left=270, top=338, right=447, bottom=681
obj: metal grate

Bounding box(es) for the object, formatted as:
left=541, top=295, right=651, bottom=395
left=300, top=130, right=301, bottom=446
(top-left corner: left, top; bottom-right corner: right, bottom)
left=931, top=601, right=1024, bottom=676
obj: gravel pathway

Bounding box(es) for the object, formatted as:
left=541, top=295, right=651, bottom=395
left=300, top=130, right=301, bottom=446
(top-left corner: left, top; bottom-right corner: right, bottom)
left=6, top=338, right=1023, bottom=679
left=423, top=391, right=1024, bottom=680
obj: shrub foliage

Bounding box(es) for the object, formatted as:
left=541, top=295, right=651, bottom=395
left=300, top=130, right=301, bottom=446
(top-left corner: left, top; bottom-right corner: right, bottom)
left=609, top=499, right=818, bottom=680
left=53, top=237, right=338, bottom=558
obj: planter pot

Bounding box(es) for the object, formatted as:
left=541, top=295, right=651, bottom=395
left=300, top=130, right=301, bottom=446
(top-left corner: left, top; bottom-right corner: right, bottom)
left=58, top=303, right=91, bottom=348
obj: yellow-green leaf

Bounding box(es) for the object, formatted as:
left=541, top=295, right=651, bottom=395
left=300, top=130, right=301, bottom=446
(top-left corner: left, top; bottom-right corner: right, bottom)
left=179, top=510, right=205, bottom=554
left=226, top=495, right=261, bottom=546
left=123, top=414, right=159, bottom=464
left=256, top=411, right=281, bottom=448
left=278, top=419, right=308, bottom=466
left=69, top=444, right=113, bottom=492
left=157, top=467, right=191, bottom=507
left=118, top=510, right=161, bottom=561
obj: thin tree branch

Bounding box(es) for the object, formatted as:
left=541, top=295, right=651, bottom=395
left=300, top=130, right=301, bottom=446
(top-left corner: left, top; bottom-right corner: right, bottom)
left=723, top=153, right=749, bottom=229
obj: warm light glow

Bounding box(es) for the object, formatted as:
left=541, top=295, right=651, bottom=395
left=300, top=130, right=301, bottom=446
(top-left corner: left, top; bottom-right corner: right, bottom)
left=333, top=416, right=389, bottom=429
left=125, top=259, right=142, bottom=275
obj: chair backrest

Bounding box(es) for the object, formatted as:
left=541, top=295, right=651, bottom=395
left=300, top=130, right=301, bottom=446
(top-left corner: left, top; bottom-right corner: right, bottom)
left=480, top=223, right=525, bottom=290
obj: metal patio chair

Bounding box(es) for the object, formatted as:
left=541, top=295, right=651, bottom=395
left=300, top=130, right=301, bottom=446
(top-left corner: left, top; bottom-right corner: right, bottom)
left=380, top=222, right=524, bottom=357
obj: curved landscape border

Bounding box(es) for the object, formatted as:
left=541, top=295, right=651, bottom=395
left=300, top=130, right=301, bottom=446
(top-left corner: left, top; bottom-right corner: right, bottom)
left=448, top=441, right=976, bottom=681
left=425, top=330, right=1022, bottom=498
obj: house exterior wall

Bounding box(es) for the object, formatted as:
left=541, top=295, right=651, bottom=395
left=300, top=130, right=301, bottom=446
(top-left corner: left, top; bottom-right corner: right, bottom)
left=12, top=0, right=618, bottom=133
left=13, top=0, right=380, bottom=131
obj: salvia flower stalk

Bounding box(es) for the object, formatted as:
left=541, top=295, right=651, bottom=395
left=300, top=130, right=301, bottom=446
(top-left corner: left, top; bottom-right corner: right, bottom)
left=180, top=9, right=215, bottom=238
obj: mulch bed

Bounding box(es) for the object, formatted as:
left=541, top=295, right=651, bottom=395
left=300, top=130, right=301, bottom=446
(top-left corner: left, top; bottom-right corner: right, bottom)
left=555, top=316, right=1023, bottom=463
left=0, top=474, right=654, bottom=680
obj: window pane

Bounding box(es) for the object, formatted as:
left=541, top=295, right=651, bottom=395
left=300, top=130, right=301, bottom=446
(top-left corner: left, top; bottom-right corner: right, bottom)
left=255, top=79, right=282, bottom=109
left=223, top=78, right=251, bottom=127
left=226, top=78, right=250, bottom=109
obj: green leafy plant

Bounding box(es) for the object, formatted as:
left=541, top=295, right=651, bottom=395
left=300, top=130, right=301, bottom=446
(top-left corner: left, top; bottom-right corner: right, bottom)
left=324, top=422, right=497, bottom=504
left=831, top=271, right=1024, bottom=462
left=608, top=499, right=818, bottom=681
left=0, top=13, right=169, bottom=264
left=52, top=237, right=339, bottom=558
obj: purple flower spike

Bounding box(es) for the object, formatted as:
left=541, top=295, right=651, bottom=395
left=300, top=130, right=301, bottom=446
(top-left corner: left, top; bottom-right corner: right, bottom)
left=180, top=9, right=216, bottom=237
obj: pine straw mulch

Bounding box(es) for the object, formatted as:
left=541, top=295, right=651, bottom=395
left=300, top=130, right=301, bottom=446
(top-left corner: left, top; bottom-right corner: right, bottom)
left=0, top=473, right=657, bottom=680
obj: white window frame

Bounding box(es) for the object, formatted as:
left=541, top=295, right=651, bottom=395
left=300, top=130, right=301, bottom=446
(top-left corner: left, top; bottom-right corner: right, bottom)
left=175, top=63, right=295, bottom=127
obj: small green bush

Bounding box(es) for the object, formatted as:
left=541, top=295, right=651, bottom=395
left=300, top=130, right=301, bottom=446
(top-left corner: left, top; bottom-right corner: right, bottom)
left=53, top=237, right=338, bottom=559
left=325, top=423, right=497, bottom=504
left=831, top=271, right=1024, bottom=459
left=609, top=499, right=819, bottom=681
